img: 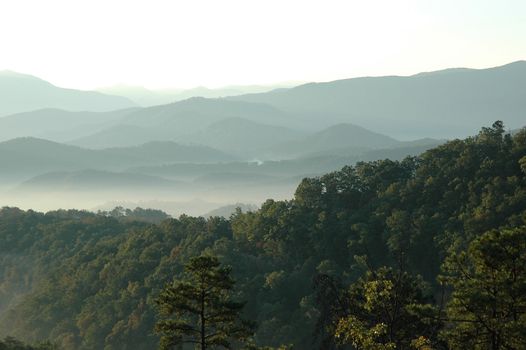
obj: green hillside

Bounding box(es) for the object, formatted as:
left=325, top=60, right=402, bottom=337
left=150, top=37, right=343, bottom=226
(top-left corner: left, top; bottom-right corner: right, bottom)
left=0, top=122, right=525, bottom=349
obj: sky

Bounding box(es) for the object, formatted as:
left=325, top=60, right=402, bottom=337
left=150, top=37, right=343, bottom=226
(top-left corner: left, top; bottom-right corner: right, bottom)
left=0, top=0, right=525, bottom=90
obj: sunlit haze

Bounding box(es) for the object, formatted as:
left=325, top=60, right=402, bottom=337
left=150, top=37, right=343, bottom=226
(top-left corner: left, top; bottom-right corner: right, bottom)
left=1, top=1, right=526, bottom=349
left=1, top=0, right=525, bottom=89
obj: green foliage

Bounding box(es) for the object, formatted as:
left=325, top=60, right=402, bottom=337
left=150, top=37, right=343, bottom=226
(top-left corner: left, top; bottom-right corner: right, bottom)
left=333, top=266, right=441, bottom=349
left=0, top=337, right=58, bottom=350
left=440, top=226, right=526, bottom=349
left=155, top=255, right=254, bottom=349
left=336, top=316, right=395, bottom=350
left=0, top=123, right=525, bottom=349
left=98, top=206, right=170, bottom=224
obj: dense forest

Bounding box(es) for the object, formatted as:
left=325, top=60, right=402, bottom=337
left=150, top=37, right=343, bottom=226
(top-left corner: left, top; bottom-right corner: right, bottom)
left=0, top=122, right=525, bottom=349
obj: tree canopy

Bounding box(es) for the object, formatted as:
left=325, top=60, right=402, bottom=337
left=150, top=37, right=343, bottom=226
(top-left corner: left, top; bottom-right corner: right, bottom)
left=155, top=255, right=254, bottom=349
left=0, top=122, right=525, bottom=349
left=440, top=226, right=526, bottom=349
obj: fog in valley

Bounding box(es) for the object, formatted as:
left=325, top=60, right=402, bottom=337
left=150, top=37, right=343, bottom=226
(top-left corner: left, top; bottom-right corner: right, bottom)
left=2, top=62, right=526, bottom=216
left=2, top=1, right=526, bottom=349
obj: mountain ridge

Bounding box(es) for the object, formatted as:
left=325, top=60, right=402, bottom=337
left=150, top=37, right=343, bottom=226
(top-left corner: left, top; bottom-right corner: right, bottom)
left=228, top=61, right=526, bottom=139
left=0, top=71, right=137, bottom=116
left=0, top=137, right=237, bottom=182
left=264, top=123, right=401, bottom=159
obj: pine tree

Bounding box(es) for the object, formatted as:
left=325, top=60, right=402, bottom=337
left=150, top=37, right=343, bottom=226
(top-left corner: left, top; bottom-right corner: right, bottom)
left=155, top=255, right=255, bottom=350
left=440, top=227, right=526, bottom=349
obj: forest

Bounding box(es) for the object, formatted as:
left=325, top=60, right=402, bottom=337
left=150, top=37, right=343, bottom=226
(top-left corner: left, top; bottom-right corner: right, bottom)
left=0, top=122, right=525, bottom=349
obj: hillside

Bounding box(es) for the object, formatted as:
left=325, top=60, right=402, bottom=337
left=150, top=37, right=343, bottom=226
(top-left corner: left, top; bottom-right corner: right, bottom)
left=16, top=169, right=179, bottom=192
left=0, top=137, right=236, bottom=181
left=68, top=124, right=174, bottom=149
left=0, top=108, right=137, bottom=142
left=129, top=141, right=443, bottom=181
left=0, top=71, right=136, bottom=116
left=103, top=141, right=236, bottom=163
left=69, top=97, right=295, bottom=149
left=123, top=97, right=290, bottom=129
left=0, top=138, right=119, bottom=180
left=229, top=61, right=526, bottom=139
left=177, top=117, right=305, bottom=156
left=3, top=62, right=525, bottom=148
left=97, top=83, right=298, bottom=106
left=266, top=123, right=400, bottom=159
left=0, top=123, right=524, bottom=349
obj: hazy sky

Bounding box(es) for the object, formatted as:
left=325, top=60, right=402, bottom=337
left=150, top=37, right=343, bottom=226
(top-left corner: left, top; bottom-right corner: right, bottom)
left=1, top=0, right=525, bottom=90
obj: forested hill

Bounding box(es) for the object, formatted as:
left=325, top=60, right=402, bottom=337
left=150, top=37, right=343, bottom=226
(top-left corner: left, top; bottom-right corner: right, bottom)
left=1, top=122, right=525, bottom=349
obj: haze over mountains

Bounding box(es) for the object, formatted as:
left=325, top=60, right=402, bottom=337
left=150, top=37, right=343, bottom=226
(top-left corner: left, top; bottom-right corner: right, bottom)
left=0, top=71, right=137, bottom=116
left=0, top=108, right=138, bottom=143
left=0, top=61, right=524, bottom=215
left=97, top=83, right=299, bottom=107
left=229, top=60, right=526, bottom=138
left=0, top=137, right=235, bottom=182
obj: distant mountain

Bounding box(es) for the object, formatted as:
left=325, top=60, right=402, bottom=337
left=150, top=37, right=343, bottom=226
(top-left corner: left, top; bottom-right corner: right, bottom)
left=178, top=117, right=305, bottom=156
left=92, top=199, right=223, bottom=217
left=103, top=141, right=236, bottom=163
left=97, top=83, right=299, bottom=106
left=193, top=172, right=280, bottom=185
left=69, top=124, right=169, bottom=149
left=168, top=84, right=297, bottom=102
left=97, top=85, right=183, bottom=106
left=17, top=169, right=178, bottom=192
left=203, top=203, right=259, bottom=218
left=130, top=140, right=440, bottom=182
left=0, top=137, right=121, bottom=181
left=229, top=61, right=526, bottom=139
left=510, top=127, right=526, bottom=135
left=0, top=137, right=236, bottom=181
left=266, top=123, right=400, bottom=159
left=72, top=97, right=296, bottom=149
left=123, top=97, right=291, bottom=130
left=0, top=71, right=137, bottom=116
left=0, top=108, right=137, bottom=142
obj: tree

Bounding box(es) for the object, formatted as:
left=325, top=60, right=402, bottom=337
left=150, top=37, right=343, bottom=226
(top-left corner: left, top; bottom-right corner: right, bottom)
left=334, top=266, right=441, bottom=350
left=312, top=274, right=351, bottom=350
left=155, top=255, right=255, bottom=349
left=440, top=226, right=526, bottom=349
left=0, top=337, right=58, bottom=350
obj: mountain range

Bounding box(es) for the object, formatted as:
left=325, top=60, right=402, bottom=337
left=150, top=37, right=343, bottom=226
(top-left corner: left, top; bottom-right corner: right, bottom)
left=0, top=108, right=138, bottom=142
left=97, top=83, right=299, bottom=106
left=0, top=70, right=136, bottom=116
left=2, top=61, right=524, bottom=147
left=228, top=60, right=526, bottom=139
left=1, top=61, right=523, bottom=213
left=0, top=137, right=235, bottom=182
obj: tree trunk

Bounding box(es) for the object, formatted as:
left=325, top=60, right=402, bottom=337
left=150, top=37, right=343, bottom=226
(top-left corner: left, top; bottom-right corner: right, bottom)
left=201, top=290, right=206, bottom=350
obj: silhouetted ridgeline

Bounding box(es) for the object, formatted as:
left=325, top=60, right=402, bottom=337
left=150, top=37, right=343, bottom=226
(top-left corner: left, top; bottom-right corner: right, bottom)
left=0, top=123, right=525, bottom=349
left=0, top=71, right=136, bottom=117
left=229, top=61, right=526, bottom=138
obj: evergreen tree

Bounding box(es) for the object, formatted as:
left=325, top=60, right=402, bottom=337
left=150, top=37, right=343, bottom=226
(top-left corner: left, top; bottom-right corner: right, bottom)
left=440, top=226, right=526, bottom=349
left=0, top=123, right=524, bottom=349
left=155, top=255, right=255, bottom=349
left=0, top=337, right=58, bottom=350
left=312, top=274, right=350, bottom=350
left=334, top=266, right=441, bottom=350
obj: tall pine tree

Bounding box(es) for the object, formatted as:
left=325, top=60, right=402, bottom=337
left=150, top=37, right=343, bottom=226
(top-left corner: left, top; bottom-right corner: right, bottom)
left=155, top=255, right=255, bottom=350
left=440, top=227, right=526, bottom=349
